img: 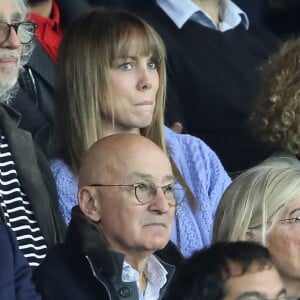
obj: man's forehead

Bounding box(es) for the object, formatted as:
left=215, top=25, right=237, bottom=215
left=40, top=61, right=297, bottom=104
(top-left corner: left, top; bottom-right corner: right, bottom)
left=225, top=263, right=285, bottom=300
left=0, top=12, right=22, bottom=21
left=128, top=172, right=174, bottom=182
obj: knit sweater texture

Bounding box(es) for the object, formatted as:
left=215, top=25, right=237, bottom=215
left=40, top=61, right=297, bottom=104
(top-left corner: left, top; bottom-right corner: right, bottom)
left=50, top=127, right=231, bottom=257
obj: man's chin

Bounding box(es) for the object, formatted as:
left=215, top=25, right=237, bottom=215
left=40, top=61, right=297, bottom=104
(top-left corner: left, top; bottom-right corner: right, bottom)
left=144, top=238, right=170, bottom=252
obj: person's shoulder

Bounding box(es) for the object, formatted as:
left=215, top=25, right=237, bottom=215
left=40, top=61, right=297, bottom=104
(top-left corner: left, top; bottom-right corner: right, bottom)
left=36, top=243, right=72, bottom=272
left=0, top=103, right=20, bottom=122
left=164, top=126, right=230, bottom=184
left=50, top=158, right=73, bottom=177
left=165, top=126, right=214, bottom=153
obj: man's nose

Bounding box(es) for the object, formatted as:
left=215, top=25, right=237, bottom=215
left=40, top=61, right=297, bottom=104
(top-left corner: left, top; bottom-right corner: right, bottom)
left=137, top=68, right=153, bottom=91
left=149, top=188, right=170, bottom=213
left=3, top=26, right=21, bottom=48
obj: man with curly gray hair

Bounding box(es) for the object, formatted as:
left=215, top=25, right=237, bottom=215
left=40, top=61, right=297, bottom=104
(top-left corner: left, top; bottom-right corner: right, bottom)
left=0, top=0, right=65, bottom=268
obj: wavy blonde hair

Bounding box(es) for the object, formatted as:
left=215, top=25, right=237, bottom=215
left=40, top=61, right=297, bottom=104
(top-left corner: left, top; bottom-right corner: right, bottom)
left=213, top=153, right=300, bottom=245
left=56, top=8, right=166, bottom=174
left=250, top=37, right=300, bottom=155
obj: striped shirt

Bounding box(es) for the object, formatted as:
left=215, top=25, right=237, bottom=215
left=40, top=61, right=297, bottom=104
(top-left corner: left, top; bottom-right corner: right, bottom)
left=0, top=134, right=47, bottom=267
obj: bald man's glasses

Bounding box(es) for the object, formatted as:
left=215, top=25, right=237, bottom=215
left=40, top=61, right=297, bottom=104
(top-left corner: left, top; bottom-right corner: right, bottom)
left=88, top=182, right=185, bottom=206
left=0, top=22, right=37, bottom=44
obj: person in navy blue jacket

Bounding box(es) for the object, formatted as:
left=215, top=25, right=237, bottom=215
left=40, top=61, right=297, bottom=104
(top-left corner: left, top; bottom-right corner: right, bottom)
left=0, top=224, right=41, bottom=300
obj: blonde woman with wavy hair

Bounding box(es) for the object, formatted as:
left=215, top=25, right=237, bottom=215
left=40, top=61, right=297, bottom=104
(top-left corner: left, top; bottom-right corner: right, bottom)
left=50, top=7, right=230, bottom=258
left=213, top=154, right=300, bottom=297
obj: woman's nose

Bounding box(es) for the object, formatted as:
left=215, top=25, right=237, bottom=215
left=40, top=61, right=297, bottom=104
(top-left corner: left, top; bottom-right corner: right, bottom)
left=137, top=68, right=153, bottom=91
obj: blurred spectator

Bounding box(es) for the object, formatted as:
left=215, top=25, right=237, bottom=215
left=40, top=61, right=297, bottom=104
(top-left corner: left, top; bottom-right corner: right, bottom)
left=250, top=37, right=300, bottom=157
left=164, top=241, right=287, bottom=300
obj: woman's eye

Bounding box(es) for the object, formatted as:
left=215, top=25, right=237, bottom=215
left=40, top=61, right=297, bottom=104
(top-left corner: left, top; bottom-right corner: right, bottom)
left=119, top=63, right=133, bottom=71
left=148, top=61, right=157, bottom=69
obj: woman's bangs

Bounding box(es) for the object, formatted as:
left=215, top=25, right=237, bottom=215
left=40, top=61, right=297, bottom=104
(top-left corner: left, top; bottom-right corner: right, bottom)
left=113, top=26, right=163, bottom=62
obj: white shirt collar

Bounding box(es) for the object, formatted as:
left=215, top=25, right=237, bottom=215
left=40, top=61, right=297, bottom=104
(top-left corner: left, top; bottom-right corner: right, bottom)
left=156, top=0, right=249, bottom=31
left=122, top=255, right=168, bottom=300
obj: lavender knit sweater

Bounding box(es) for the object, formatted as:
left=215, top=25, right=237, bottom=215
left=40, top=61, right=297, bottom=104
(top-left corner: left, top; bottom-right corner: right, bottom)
left=50, top=127, right=231, bottom=257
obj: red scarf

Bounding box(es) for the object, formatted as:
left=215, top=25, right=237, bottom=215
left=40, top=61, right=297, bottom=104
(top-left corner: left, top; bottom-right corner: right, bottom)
left=28, top=1, right=63, bottom=63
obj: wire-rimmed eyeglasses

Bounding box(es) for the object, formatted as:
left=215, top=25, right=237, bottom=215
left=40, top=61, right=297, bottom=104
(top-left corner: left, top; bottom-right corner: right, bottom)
left=0, top=22, right=37, bottom=45
left=88, top=182, right=185, bottom=206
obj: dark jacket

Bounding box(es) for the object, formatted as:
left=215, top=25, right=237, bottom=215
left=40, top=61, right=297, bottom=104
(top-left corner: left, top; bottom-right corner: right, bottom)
left=0, top=104, right=66, bottom=248
left=0, top=224, right=41, bottom=300
left=13, top=42, right=57, bottom=157
left=34, top=206, right=182, bottom=300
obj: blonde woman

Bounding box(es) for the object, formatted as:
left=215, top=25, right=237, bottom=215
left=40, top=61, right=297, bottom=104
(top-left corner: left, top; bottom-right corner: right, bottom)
left=51, top=8, right=231, bottom=257
left=213, top=154, right=300, bottom=297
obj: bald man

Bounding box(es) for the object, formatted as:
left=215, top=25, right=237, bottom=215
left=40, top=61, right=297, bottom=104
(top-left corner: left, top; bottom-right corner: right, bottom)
left=34, top=133, right=183, bottom=300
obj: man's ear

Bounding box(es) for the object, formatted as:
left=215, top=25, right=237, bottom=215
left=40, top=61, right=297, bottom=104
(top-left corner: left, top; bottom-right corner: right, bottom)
left=78, top=187, right=101, bottom=222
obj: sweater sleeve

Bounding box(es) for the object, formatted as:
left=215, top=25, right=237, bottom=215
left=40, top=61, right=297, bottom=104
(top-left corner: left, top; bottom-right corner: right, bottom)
left=201, top=138, right=232, bottom=212
left=49, top=159, right=78, bottom=224
left=165, top=127, right=231, bottom=248
left=182, top=132, right=230, bottom=206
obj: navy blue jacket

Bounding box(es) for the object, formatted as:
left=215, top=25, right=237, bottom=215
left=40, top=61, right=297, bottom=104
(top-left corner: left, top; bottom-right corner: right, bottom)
left=0, top=224, right=41, bottom=300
